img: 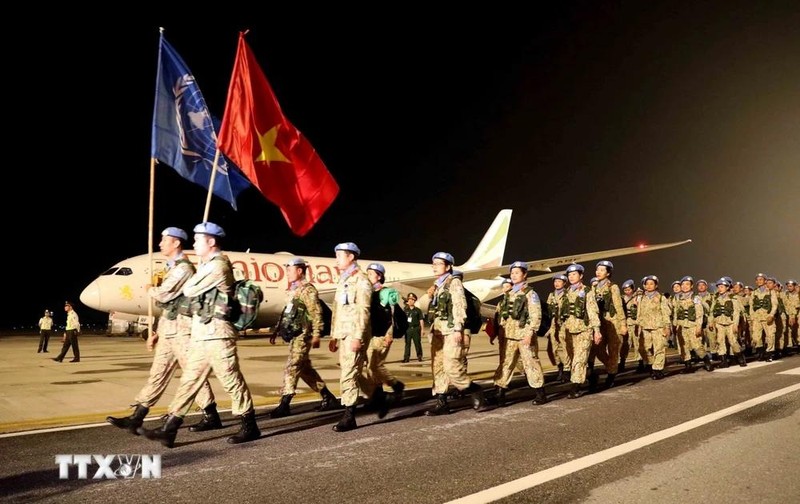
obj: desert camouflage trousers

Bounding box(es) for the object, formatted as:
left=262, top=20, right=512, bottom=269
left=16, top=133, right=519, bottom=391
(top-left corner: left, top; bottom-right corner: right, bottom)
left=134, top=334, right=215, bottom=409
left=431, top=330, right=472, bottom=395
left=169, top=338, right=253, bottom=417
left=281, top=334, right=326, bottom=396
left=493, top=337, right=544, bottom=389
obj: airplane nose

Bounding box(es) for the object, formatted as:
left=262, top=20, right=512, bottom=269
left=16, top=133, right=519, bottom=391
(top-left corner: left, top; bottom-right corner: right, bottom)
left=80, top=280, right=102, bottom=310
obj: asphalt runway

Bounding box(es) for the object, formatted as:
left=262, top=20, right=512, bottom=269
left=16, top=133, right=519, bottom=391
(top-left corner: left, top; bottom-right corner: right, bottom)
left=1, top=333, right=799, bottom=503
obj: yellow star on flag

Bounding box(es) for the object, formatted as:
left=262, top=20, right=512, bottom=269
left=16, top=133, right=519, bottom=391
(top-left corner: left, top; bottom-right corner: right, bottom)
left=255, top=125, right=289, bottom=164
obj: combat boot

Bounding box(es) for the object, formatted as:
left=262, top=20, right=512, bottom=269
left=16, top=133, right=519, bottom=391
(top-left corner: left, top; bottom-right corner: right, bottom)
left=736, top=352, right=747, bottom=367
left=269, top=395, right=294, bottom=419
left=567, top=383, right=581, bottom=399
left=682, top=361, right=693, bottom=374
left=227, top=410, right=260, bottom=444
left=719, top=355, right=730, bottom=368
left=495, top=386, right=507, bottom=407
left=531, top=387, right=548, bottom=405
left=466, top=382, right=490, bottom=412
left=424, top=394, right=450, bottom=416
left=372, top=387, right=390, bottom=419
left=605, top=373, right=617, bottom=389
left=140, top=414, right=183, bottom=448
left=189, top=402, right=223, bottom=431
left=702, top=354, right=714, bottom=372
left=563, top=370, right=571, bottom=383
left=757, top=347, right=766, bottom=361
left=391, top=381, right=405, bottom=404
left=588, top=371, right=599, bottom=392
left=556, top=364, right=565, bottom=383
left=636, top=360, right=646, bottom=373
left=317, top=387, right=341, bottom=411
left=106, top=404, right=149, bottom=435
left=652, top=369, right=665, bottom=380
left=617, top=361, right=626, bottom=374
left=332, top=405, right=358, bottom=431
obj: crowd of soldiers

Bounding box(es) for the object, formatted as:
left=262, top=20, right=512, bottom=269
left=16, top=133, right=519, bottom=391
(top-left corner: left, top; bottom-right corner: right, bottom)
left=105, top=223, right=799, bottom=447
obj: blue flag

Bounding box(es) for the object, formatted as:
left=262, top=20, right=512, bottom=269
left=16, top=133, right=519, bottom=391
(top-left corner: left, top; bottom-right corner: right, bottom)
left=151, top=35, right=250, bottom=210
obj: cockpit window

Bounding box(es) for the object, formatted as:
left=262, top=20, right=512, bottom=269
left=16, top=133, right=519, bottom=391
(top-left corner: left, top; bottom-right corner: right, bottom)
left=101, top=267, right=119, bottom=276
left=115, top=267, right=133, bottom=276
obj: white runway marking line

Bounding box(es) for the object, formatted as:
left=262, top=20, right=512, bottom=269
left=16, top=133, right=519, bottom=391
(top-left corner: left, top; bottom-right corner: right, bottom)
left=777, top=367, right=800, bottom=376
left=445, top=382, right=800, bottom=504
left=713, top=360, right=778, bottom=373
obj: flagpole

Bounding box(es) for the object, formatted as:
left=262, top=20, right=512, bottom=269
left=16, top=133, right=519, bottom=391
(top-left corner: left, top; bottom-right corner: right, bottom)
left=147, top=156, right=156, bottom=340
left=202, top=149, right=222, bottom=222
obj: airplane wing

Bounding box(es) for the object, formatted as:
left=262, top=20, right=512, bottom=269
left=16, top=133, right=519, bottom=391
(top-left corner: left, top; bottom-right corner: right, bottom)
left=464, top=239, right=693, bottom=279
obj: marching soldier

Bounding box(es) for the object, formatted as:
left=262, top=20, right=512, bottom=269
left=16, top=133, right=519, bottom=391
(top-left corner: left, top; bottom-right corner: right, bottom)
left=783, top=280, right=799, bottom=352
left=425, top=251, right=488, bottom=415
left=108, top=227, right=219, bottom=435
left=621, top=279, right=645, bottom=373
left=545, top=273, right=571, bottom=383
left=633, top=275, right=671, bottom=379
left=140, top=222, right=260, bottom=447
left=731, top=281, right=750, bottom=353
left=591, top=260, right=628, bottom=388
left=708, top=278, right=747, bottom=367
left=751, top=273, right=778, bottom=361
left=561, top=264, right=602, bottom=398
left=268, top=257, right=340, bottom=418
left=666, top=280, right=681, bottom=348
left=673, top=276, right=713, bottom=372
left=365, top=262, right=405, bottom=418
left=490, top=261, right=547, bottom=406
left=328, top=242, right=373, bottom=432
left=695, top=280, right=716, bottom=357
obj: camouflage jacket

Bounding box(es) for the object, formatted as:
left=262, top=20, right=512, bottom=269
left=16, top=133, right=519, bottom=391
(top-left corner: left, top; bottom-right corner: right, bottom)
left=331, top=265, right=372, bottom=341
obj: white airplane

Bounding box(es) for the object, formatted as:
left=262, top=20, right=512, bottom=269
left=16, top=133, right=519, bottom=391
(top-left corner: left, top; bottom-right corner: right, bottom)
left=79, top=209, right=690, bottom=332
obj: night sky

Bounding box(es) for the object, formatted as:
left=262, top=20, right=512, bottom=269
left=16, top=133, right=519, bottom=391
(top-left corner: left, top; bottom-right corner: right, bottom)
left=6, top=3, right=798, bottom=329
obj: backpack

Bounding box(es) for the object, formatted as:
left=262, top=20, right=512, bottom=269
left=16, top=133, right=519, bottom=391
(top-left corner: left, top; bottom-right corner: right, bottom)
left=230, top=279, right=264, bottom=331
left=392, top=303, right=409, bottom=339
left=370, top=289, right=408, bottom=338
left=464, top=287, right=483, bottom=333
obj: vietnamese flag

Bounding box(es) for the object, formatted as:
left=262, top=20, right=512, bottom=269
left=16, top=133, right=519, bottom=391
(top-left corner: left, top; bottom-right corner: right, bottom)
left=218, top=32, right=339, bottom=236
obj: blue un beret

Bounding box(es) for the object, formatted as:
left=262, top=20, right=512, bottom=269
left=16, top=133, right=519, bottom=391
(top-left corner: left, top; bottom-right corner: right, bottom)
left=622, top=279, right=635, bottom=290
left=596, top=260, right=614, bottom=272
left=193, top=222, right=226, bottom=238
left=284, top=257, right=308, bottom=267
left=509, top=261, right=528, bottom=272
left=566, top=264, right=584, bottom=275
left=553, top=273, right=568, bottom=282
left=335, top=242, right=361, bottom=256
left=716, top=278, right=731, bottom=287
left=643, top=275, right=659, bottom=285
left=680, top=275, right=694, bottom=284
left=161, top=227, right=188, bottom=241
left=452, top=269, right=464, bottom=279
left=367, top=262, right=386, bottom=275
left=432, top=252, right=455, bottom=264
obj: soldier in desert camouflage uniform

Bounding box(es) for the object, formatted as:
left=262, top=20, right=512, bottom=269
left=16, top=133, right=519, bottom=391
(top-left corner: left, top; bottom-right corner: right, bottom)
left=490, top=261, right=547, bottom=406
left=673, top=276, right=713, bottom=373
left=545, top=273, right=571, bottom=383
left=107, top=227, right=218, bottom=436
left=695, top=280, right=716, bottom=357
left=590, top=260, right=628, bottom=388
left=425, top=252, right=488, bottom=416
left=708, top=278, right=747, bottom=368
left=328, top=242, right=373, bottom=432
left=621, top=279, right=645, bottom=373
left=782, top=280, right=799, bottom=352
left=751, top=273, right=778, bottom=361
left=634, top=275, right=671, bottom=379
left=561, top=264, right=602, bottom=399
left=268, top=257, right=340, bottom=419
left=141, top=222, right=260, bottom=447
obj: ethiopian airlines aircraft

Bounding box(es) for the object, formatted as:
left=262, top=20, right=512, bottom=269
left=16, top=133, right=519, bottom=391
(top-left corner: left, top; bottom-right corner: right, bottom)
left=79, top=209, right=690, bottom=332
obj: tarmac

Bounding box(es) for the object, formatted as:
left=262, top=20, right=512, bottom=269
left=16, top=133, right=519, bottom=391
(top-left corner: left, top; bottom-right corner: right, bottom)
left=0, top=330, right=520, bottom=434
left=0, top=330, right=689, bottom=435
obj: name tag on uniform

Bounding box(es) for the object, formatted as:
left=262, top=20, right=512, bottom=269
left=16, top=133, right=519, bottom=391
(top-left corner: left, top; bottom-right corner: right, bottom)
left=339, top=292, right=348, bottom=305
left=407, top=316, right=412, bottom=323
left=284, top=302, right=293, bottom=313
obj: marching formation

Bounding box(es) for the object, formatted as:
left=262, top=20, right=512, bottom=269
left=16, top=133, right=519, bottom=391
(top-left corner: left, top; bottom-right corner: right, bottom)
left=106, top=223, right=799, bottom=447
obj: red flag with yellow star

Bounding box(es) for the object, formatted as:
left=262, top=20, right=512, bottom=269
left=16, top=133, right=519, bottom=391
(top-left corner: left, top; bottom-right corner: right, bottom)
left=218, top=32, right=339, bottom=236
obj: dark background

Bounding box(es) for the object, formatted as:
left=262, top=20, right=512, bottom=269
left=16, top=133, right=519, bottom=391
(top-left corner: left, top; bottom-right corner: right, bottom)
left=5, top=2, right=798, bottom=329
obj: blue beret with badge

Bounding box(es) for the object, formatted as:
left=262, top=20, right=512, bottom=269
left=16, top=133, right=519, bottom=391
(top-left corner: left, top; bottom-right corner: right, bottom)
left=193, top=221, right=226, bottom=238
left=161, top=227, right=188, bottom=241
left=367, top=262, right=386, bottom=274
left=643, top=275, right=659, bottom=285
left=680, top=275, right=694, bottom=284
left=509, top=260, right=528, bottom=272
left=566, top=264, right=584, bottom=274
left=622, top=279, right=635, bottom=289
left=553, top=273, right=568, bottom=282
left=335, top=242, right=361, bottom=256
left=596, top=260, right=614, bottom=272
left=452, top=269, right=464, bottom=279
left=697, top=279, right=708, bottom=286
left=715, top=278, right=731, bottom=287
left=787, top=279, right=797, bottom=286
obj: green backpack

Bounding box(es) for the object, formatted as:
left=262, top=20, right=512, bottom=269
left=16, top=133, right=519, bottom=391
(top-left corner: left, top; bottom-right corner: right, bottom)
left=230, top=279, right=264, bottom=330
